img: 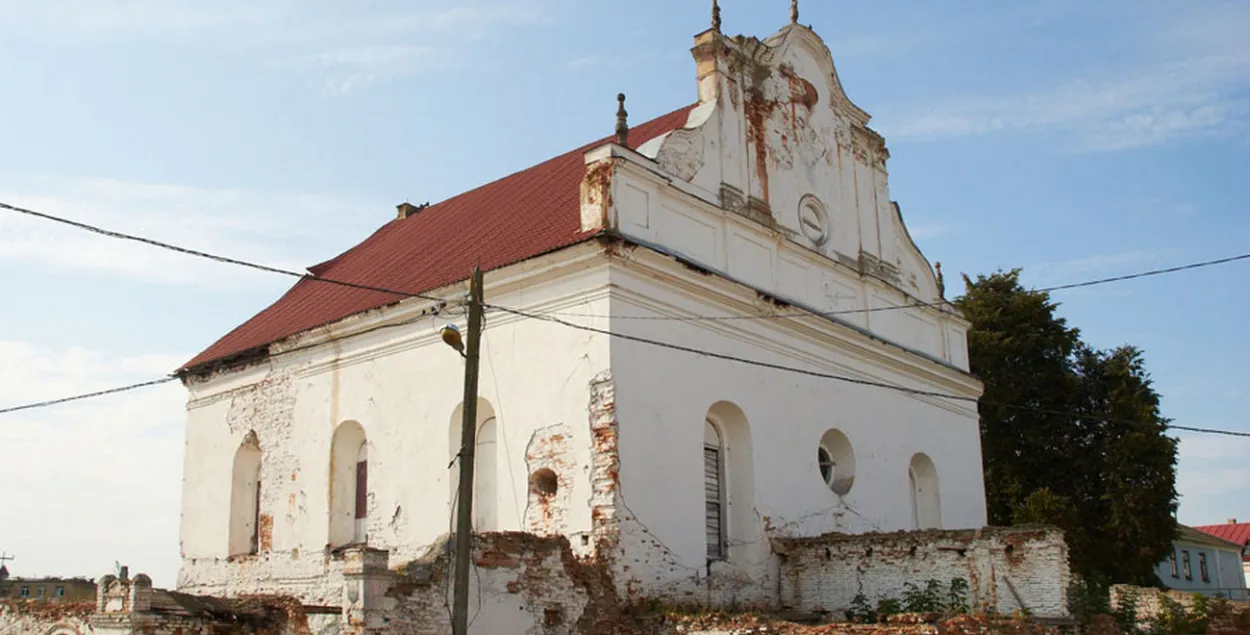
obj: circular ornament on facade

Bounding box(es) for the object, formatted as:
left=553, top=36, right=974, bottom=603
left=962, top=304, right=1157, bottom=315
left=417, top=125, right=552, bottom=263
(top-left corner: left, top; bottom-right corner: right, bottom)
left=798, top=195, right=829, bottom=247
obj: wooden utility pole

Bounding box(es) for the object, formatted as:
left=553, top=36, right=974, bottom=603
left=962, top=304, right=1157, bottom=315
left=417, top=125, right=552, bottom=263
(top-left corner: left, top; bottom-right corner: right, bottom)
left=451, top=266, right=484, bottom=635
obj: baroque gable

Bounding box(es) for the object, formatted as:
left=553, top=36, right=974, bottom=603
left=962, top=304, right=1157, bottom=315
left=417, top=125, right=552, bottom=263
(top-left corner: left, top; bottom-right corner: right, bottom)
left=638, top=24, right=943, bottom=306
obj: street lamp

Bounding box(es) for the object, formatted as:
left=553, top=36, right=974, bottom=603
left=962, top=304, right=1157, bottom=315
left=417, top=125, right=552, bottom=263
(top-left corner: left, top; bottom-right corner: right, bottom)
left=440, top=323, right=465, bottom=357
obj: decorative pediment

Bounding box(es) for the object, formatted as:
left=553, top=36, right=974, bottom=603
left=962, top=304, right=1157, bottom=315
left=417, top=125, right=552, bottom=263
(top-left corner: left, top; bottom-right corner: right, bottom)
left=646, top=21, right=941, bottom=305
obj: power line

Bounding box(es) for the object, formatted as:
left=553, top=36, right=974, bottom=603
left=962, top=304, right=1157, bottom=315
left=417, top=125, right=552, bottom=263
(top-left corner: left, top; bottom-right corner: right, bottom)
left=485, top=303, right=1250, bottom=439
left=1041, top=252, right=1250, bottom=291
left=531, top=252, right=1250, bottom=322
left=3, top=199, right=1247, bottom=438
left=7, top=197, right=1244, bottom=324
left=0, top=201, right=448, bottom=304
left=5, top=305, right=1248, bottom=438
left=0, top=312, right=443, bottom=416
left=0, top=377, right=178, bottom=415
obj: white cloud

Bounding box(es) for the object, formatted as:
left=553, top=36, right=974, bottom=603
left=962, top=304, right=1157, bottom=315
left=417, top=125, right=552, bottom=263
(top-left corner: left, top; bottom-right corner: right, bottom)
left=304, top=45, right=458, bottom=95
left=1025, top=249, right=1173, bottom=288
left=565, top=55, right=601, bottom=70
left=878, top=3, right=1250, bottom=151
left=0, top=0, right=276, bottom=33
left=0, top=176, right=380, bottom=288
left=0, top=342, right=188, bottom=587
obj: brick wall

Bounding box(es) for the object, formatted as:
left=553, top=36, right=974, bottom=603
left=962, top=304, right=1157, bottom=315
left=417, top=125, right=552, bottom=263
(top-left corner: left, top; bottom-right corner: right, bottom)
left=1111, top=584, right=1250, bottom=626
left=776, top=526, right=1071, bottom=619
left=1, top=600, right=93, bottom=635
left=672, top=613, right=1059, bottom=634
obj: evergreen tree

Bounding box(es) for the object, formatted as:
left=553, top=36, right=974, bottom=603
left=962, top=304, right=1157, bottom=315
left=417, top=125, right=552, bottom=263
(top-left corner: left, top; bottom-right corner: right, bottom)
left=956, top=270, right=1178, bottom=585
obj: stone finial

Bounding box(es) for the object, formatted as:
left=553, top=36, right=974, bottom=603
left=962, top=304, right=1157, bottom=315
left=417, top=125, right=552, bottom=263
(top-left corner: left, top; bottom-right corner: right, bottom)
left=615, top=93, right=629, bottom=147
left=791, top=0, right=799, bottom=24
left=712, top=0, right=721, bottom=31
left=935, top=262, right=946, bottom=299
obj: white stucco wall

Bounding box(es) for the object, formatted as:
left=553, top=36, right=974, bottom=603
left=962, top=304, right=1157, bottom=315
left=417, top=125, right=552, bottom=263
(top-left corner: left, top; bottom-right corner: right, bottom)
left=600, top=253, right=985, bottom=601
left=177, top=245, right=616, bottom=601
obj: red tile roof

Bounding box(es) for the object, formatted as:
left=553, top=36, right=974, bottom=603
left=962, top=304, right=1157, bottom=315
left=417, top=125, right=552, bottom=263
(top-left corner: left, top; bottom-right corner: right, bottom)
left=181, top=104, right=697, bottom=372
left=1193, top=523, right=1250, bottom=560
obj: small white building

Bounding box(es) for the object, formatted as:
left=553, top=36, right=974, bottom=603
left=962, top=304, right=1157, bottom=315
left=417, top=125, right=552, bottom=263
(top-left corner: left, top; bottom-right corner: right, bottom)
left=174, top=9, right=987, bottom=613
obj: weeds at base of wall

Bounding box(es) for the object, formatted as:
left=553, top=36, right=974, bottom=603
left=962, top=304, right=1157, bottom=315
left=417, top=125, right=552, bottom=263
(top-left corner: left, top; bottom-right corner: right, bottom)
left=1074, top=581, right=1250, bottom=635
left=846, top=577, right=972, bottom=624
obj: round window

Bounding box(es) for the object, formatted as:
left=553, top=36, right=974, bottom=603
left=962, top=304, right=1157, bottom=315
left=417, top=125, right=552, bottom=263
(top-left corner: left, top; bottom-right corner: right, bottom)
left=818, top=429, right=856, bottom=496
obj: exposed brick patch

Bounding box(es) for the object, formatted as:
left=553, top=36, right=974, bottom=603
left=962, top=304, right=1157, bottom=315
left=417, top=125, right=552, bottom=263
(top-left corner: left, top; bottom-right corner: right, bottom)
left=525, top=423, right=574, bottom=536
left=588, top=371, right=621, bottom=555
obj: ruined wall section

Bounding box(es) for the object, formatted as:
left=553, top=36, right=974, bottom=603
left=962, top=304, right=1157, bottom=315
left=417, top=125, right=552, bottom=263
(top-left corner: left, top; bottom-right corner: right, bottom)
left=377, top=533, right=653, bottom=635
left=777, top=527, right=1071, bottom=619
left=1, top=600, right=93, bottom=635
left=180, top=363, right=349, bottom=610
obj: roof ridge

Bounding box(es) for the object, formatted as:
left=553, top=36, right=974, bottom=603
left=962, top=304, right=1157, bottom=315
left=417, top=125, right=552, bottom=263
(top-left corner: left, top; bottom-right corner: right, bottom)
left=306, top=103, right=697, bottom=278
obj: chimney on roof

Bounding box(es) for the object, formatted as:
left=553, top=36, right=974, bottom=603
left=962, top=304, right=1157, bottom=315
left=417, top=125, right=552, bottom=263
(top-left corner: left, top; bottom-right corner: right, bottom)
left=397, top=201, right=430, bottom=220
left=615, top=93, right=629, bottom=146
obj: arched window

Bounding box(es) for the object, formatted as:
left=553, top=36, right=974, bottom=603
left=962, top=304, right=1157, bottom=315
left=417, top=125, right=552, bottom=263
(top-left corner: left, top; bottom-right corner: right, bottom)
left=229, top=432, right=262, bottom=556
left=474, top=417, right=498, bottom=531
left=330, top=421, right=368, bottom=547
left=908, top=453, right=941, bottom=530
left=704, top=419, right=725, bottom=560
left=448, top=400, right=499, bottom=531
left=354, top=440, right=368, bottom=543
left=702, top=402, right=759, bottom=563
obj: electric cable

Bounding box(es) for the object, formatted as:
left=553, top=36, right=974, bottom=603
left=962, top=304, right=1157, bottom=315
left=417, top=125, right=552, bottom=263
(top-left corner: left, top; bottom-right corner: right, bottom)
left=484, top=303, right=1250, bottom=439
left=2, top=199, right=1246, bottom=438
left=534, top=252, right=1250, bottom=322
left=0, top=200, right=448, bottom=303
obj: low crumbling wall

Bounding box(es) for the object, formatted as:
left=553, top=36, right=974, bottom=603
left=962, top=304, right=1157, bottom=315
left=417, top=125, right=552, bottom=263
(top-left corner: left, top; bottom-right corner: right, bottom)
left=1111, top=584, right=1250, bottom=627
left=670, top=613, right=1059, bottom=634
left=1, top=591, right=311, bottom=635
left=1, top=600, right=94, bottom=635
left=777, top=526, right=1070, bottom=620
left=379, top=532, right=652, bottom=635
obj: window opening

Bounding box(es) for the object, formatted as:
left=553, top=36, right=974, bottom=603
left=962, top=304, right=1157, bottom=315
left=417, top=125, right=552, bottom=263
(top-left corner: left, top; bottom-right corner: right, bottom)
left=818, top=429, right=856, bottom=495
left=704, top=419, right=725, bottom=560
left=531, top=468, right=558, bottom=497
left=1199, top=553, right=1210, bottom=582
left=354, top=441, right=368, bottom=544
left=1182, top=551, right=1192, bottom=580
left=817, top=446, right=834, bottom=485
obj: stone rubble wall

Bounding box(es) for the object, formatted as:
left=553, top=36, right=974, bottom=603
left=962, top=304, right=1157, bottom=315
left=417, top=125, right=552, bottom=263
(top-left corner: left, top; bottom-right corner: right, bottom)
left=777, top=527, right=1071, bottom=620
left=1110, top=584, right=1250, bottom=627
left=1, top=600, right=93, bottom=635
left=672, top=613, right=1059, bottom=635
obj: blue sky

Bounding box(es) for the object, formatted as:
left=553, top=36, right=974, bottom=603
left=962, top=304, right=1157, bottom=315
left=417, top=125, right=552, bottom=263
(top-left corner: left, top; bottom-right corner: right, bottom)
left=0, top=1, right=1246, bottom=587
